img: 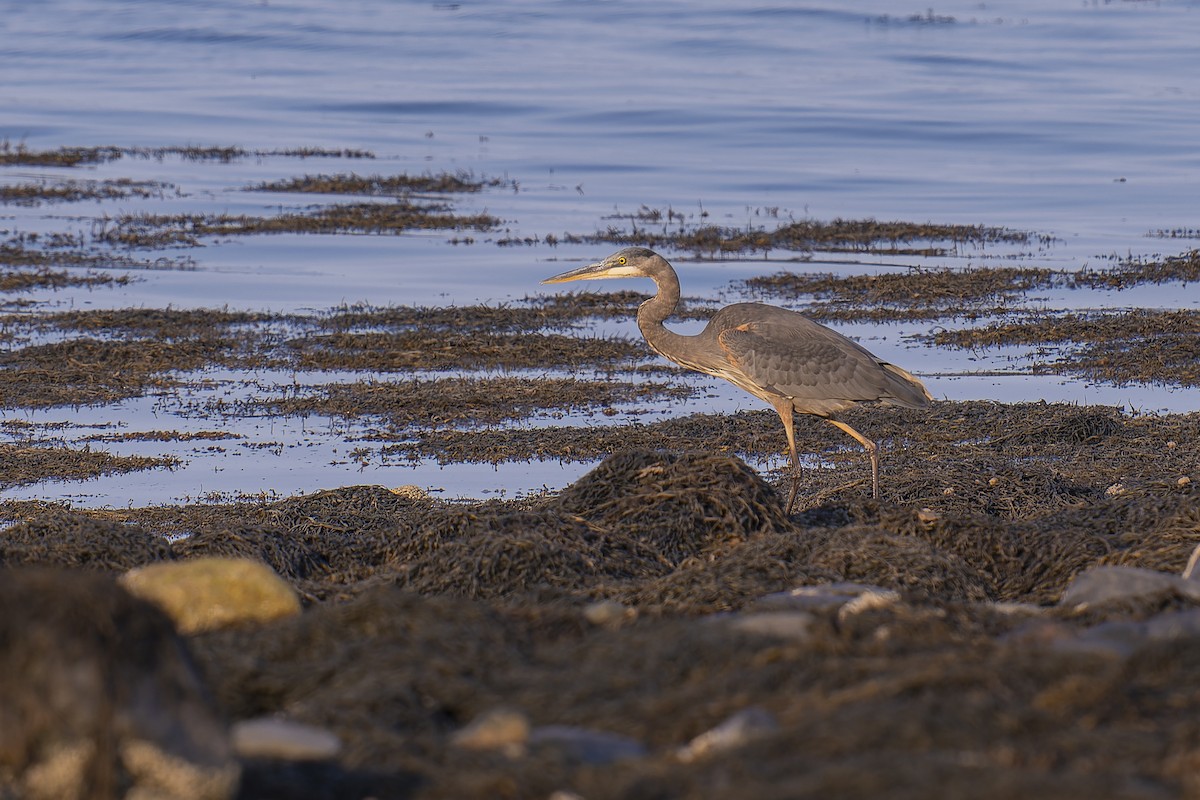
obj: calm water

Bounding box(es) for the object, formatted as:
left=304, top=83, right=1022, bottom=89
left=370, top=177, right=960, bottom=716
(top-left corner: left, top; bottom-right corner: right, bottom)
left=1, top=0, right=1198, bottom=505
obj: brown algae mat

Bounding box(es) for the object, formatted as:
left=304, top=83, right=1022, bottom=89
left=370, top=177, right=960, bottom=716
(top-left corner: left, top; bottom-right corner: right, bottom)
left=2, top=438, right=1200, bottom=798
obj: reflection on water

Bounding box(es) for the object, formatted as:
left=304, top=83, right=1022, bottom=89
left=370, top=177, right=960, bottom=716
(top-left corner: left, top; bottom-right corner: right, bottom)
left=1, top=0, right=1197, bottom=505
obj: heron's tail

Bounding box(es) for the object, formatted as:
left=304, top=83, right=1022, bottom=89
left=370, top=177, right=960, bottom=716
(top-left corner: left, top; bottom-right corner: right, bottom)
left=879, top=362, right=934, bottom=408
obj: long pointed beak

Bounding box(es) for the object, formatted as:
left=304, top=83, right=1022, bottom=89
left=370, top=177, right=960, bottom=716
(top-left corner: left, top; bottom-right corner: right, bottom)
left=541, top=260, right=609, bottom=284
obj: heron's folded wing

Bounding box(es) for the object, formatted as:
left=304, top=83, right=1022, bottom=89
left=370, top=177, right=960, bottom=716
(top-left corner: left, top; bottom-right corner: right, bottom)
left=717, top=321, right=883, bottom=403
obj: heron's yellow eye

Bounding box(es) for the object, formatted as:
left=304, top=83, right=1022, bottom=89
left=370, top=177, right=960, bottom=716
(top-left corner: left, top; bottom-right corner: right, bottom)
left=617, top=256, right=627, bottom=265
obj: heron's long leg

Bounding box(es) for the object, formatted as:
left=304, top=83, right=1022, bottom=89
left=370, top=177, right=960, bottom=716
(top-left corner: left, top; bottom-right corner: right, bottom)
left=826, top=419, right=880, bottom=499
left=772, top=400, right=801, bottom=514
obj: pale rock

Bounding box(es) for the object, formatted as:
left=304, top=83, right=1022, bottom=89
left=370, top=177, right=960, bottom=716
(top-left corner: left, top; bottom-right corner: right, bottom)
left=837, top=588, right=901, bottom=621
left=121, top=557, right=302, bottom=634
left=450, top=708, right=531, bottom=756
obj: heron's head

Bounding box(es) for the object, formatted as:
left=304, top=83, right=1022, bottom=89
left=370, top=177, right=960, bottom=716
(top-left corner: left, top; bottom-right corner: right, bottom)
left=541, top=247, right=665, bottom=284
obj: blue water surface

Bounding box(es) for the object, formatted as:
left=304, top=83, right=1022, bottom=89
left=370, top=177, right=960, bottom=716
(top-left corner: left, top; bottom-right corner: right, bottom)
left=1, top=0, right=1197, bottom=504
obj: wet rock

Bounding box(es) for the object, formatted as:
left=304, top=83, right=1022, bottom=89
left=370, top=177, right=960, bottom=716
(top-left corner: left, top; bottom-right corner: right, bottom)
left=120, top=556, right=302, bottom=634
left=676, top=707, right=778, bottom=762
left=1060, top=565, right=1200, bottom=610
left=450, top=708, right=531, bottom=756
left=724, top=611, right=816, bottom=642
left=231, top=717, right=341, bottom=761
left=528, top=725, right=648, bottom=765
left=0, top=568, right=238, bottom=800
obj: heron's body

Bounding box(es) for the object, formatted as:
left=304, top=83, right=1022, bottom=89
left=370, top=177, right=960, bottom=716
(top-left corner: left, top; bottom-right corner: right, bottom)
left=543, top=247, right=932, bottom=512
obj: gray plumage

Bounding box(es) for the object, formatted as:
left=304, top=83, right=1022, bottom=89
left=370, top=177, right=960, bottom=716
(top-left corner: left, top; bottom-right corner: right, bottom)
left=543, top=246, right=932, bottom=513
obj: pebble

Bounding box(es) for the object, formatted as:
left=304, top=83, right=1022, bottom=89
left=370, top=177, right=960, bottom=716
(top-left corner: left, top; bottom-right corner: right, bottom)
left=583, top=600, right=637, bottom=627
left=450, top=708, right=532, bottom=756
left=231, top=717, right=342, bottom=761
left=120, top=557, right=302, bottom=634
left=676, top=707, right=778, bottom=762
left=528, top=725, right=648, bottom=765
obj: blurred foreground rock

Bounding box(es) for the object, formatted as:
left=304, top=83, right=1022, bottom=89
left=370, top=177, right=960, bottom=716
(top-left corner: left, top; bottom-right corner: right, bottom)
left=0, top=569, right=239, bottom=800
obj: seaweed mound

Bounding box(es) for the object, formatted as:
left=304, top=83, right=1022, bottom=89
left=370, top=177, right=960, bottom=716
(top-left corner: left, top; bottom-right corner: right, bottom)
left=0, top=512, right=173, bottom=571
left=554, top=450, right=791, bottom=564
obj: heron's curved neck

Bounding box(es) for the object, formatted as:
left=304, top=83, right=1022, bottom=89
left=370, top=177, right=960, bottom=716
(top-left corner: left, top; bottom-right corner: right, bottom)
left=636, top=275, right=687, bottom=359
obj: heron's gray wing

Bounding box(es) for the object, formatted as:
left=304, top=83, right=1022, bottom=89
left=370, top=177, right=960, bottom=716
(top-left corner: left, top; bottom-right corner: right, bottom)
left=717, top=319, right=891, bottom=412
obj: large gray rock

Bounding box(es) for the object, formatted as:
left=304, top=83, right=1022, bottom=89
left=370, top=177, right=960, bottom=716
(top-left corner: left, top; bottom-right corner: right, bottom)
left=1060, top=565, right=1200, bottom=610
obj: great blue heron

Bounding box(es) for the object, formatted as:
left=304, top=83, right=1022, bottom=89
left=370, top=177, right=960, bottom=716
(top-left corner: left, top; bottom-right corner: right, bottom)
left=542, top=247, right=932, bottom=513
